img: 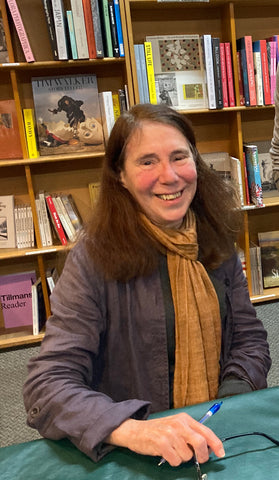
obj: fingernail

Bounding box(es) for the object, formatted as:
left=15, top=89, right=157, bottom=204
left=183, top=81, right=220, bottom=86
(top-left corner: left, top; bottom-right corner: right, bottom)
left=219, top=447, right=225, bottom=458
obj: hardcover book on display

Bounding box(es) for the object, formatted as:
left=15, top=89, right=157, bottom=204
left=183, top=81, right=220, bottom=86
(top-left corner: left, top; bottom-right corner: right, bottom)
left=258, top=231, right=279, bottom=288
left=0, top=100, right=23, bottom=160
left=145, top=34, right=208, bottom=110
left=0, top=15, right=9, bottom=63
left=31, top=74, right=105, bottom=156
left=0, top=195, right=16, bottom=249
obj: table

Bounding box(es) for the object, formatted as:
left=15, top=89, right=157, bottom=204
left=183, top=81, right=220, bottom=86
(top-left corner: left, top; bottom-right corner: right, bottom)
left=1, top=387, right=279, bottom=480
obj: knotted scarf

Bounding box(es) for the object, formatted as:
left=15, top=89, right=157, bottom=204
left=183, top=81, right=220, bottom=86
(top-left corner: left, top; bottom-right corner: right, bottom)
left=141, top=209, right=221, bottom=408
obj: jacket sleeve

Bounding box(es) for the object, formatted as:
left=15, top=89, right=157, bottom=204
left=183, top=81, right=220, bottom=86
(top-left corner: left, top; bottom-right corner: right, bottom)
left=219, top=254, right=271, bottom=390
left=23, top=241, right=151, bottom=462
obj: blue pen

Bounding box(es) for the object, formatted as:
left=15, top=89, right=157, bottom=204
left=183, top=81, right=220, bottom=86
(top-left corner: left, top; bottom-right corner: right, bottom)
left=158, top=401, right=223, bottom=466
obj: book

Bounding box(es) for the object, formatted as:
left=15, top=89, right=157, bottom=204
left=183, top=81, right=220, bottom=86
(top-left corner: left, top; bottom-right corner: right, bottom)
left=88, top=182, right=101, bottom=208
left=31, top=73, right=104, bottom=156
left=134, top=43, right=145, bottom=103
left=0, top=270, right=36, bottom=331
left=211, top=37, right=223, bottom=109
left=99, top=0, right=113, bottom=58
left=237, top=36, right=256, bottom=106
left=38, top=191, right=53, bottom=246
left=243, top=143, right=263, bottom=207
left=219, top=42, right=228, bottom=108
left=6, top=0, right=35, bottom=62
left=60, top=194, right=83, bottom=234
left=52, top=195, right=77, bottom=242
left=23, top=108, right=39, bottom=159
left=252, top=41, right=264, bottom=106
left=14, top=204, right=34, bottom=249
left=70, top=0, right=89, bottom=59
left=0, top=195, right=16, bottom=249
left=112, top=92, right=121, bottom=120
left=224, top=42, right=235, bottom=107
left=267, top=40, right=276, bottom=104
left=0, top=14, right=10, bottom=63
left=66, top=10, right=78, bottom=60
left=243, top=151, right=250, bottom=204
left=236, top=50, right=245, bottom=106
left=81, top=0, right=97, bottom=59
left=201, top=34, right=216, bottom=109
left=258, top=230, right=279, bottom=288
left=0, top=99, right=23, bottom=160
left=113, top=0, right=124, bottom=57
left=253, top=140, right=276, bottom=197
left=32, top=277, right=47, bottom=335
left=98, top=91, right=115, bottom=144
left=35, top=198, right=47, bottom=247
left=118, top=88, right=127, bottom=112
left=146, top=34, right=207, bottom=110
left=46, top=267, right=59, bottom=293
left=249, top=242, right=263, bottom=295
left=254, top=39, right=271, bottom=105
left=42, top=0, right=58, bottom=60
left=138, top=43, right=150, bottom=103
left=90, top=0, right=104, bottom=58
left=108, top=0, right=119, bottom=57
left=51, top=0, right=69, bottom=60
left=44, top=193, right=68, bottom=245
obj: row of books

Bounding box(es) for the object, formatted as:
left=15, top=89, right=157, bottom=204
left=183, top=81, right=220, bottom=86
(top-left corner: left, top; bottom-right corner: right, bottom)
left=0, top=267, right=59, bottom=336
left=0, top=74, right=129, bottom=160
left=5, top=0, right=124, bottom=62
left=134, top=32, right=279, bottom=111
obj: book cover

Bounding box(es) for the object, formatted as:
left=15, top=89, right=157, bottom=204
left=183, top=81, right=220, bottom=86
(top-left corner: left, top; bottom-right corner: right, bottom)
left=108, top=0, right=119, bottom=57
left=45, top=193, right=68, bottom=245
left=0, top=14, right=10, bottom=63
left=23, top=108, right=39, bottom=159
left=146, top=34, right=207, bottom=110
left=81, top=0, right=97, bottom=59
left=70, top=0, right=89, bottom=59
left=6, top=0, right=35, bottom=62
left=0, top=195, right=16, bottom=249
left=0, top=99, right=23, bottom=160
left=219, top=42, right=229, bottom=108
left=252, top=42, right=264, bottom=106
left=211, top=37, right=223, bottom=109
left=51, top=0, right=69, bottom=60
left=224, top=42, right=235, bottom=107
left=254, top=140, right=277, bottom=197
left=31, top=73, right=104, bottom=156
left=66, top=10, right=78, bottom=60
left=201, top=34, right=216, bottom=109
left=90, top=0, right=104, bottom=58
left=42, top=0, right=58, bottom=60
left=99, top=91, right=115, bottom=144
left=0, top=270, right=36, bottom=330
left=249, top=242, right=263, bottom=295
left=99, top=0, right=113, bottom=58
left=144, top=41, right=157, bottom=104
left=32, top=277, right=46, bottom=335
left=113, top=0, right=124, bottom=57
left=258, top=231, right=279, bottom=288
left=243, top=143, right=263, bottom=207
left=60, top=193, right=83, bottom=234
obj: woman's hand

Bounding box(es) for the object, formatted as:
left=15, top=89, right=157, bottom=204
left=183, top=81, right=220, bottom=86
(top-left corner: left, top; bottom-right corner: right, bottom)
left=105, top=413, right=225, bottom=466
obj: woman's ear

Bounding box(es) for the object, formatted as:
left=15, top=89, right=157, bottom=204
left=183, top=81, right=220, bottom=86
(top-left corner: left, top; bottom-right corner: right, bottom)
left=119, top=170, right=127, bottom=188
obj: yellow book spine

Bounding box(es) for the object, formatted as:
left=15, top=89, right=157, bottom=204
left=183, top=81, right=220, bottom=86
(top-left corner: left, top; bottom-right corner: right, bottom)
left=144, top=41, right=157, bottom=104
left=23, top=108, right=39, bottom=159
left=112, top=92, right=121, bottom=120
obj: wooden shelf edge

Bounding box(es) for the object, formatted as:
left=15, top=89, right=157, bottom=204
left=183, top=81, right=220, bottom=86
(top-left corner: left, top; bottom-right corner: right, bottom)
left=0, top=333, right=44, bottom=350
left=0, top=57, right=125, bottom=71
left=0, top=151, right=105, bottom=168
left=0, top=244, right=68, bottom=260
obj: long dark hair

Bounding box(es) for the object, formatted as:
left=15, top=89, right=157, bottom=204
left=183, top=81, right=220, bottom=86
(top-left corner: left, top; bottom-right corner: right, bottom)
left=85, top=103, right=243, bottom=281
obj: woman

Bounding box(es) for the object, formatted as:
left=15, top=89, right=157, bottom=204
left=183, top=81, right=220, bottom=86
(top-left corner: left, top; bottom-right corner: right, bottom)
left=23, top=104, right=271, bottom=467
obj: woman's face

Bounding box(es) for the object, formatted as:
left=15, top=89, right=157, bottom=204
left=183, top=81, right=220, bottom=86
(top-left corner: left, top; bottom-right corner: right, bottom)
left=120, top=121, right=197, bottom=229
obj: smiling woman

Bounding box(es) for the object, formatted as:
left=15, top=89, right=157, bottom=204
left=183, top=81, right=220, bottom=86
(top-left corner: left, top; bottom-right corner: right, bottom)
left=23, top=104, right=271, bottom=469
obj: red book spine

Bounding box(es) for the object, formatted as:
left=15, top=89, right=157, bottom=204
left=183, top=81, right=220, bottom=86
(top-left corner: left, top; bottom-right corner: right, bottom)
left=244, top=36, right=257, bottom=106
left=260, top=39, right=272, bottom=105
left=224, top=42, right=235, bottom=107
left=243, top=151, right=250, bottom=204
left=45, top=195, right=67, bottom=245
left=236, top=51, right=245, bottom=106
left=220, top=42, right=229, bottom=107
left=82, top=0, right=97, bottom=59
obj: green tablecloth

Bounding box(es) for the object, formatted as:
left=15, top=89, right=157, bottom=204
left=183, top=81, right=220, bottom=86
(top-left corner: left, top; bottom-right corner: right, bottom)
left=1, top=387, right=279, bottom=480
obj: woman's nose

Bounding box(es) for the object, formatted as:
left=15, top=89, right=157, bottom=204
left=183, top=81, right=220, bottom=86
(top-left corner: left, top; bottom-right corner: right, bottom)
left=159, top=162, right=178, bottom=182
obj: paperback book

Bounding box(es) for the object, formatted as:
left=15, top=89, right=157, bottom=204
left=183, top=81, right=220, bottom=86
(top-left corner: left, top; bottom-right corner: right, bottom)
left=0, top=195, right=16, bottom=249
left=31, top=74, right=105, bottom=156
left=0, top=100, right=23, bottom=160
left=258, top=231, right=279, bottom=288
left=145, top=34, right=208, bottom=110
left=0, top=15, right=9, bottom=63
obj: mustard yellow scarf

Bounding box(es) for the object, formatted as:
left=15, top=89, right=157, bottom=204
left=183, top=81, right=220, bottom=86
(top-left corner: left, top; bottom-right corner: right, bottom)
left=141, top=210, right=221, bottom=408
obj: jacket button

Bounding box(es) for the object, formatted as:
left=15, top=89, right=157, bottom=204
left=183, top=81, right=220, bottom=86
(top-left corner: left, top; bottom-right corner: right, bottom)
left=30, top=406, right=40, bottom=417
left=225, top=278, right=230, bottom=286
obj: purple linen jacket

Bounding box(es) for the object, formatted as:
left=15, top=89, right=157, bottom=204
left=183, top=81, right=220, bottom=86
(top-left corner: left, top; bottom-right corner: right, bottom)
left=23, top=240, right=271, bottom=461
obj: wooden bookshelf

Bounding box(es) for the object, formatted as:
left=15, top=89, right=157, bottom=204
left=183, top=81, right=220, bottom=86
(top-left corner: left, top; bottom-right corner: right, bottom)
left=124, top=0, right=279, bottom=303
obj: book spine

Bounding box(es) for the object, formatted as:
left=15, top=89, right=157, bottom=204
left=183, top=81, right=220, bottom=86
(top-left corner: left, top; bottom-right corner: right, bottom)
left=32, top=282, right=39, bottom=336
left=118, top=88, right=127, bottom=112
left=70, top=0, right=89, bottom=59
left=108, top=0, right=119, bottom=57
left=252, top=47, right=264, bottom=106
left=202, top=34, right=216, bottom=109
left=23, top=108, right=39, bottom=159
left=237, top=38, right=250, bottom=106
left=243, top=145, right=263, bottom=207
left=113, top=0, right=124, bottom=57
left=260, top=39, right=272, bottom=105
left=6, top=0, right=35, bottom=62
left=38, top=192, right=53, bottom=246
left=211, top=37, right=223, bottom=109
left=144, top=41, right=157, bottom=104
left=52, top=196, right=76, bottom=242
left=219, top=42, right=228, bottom=108
left=268, top=40, right=277, bottom=104
left=41, top=0, right=58, bottom=60
left=134, top=44, right=145, bottom=103
left=99, top=91, right=115, bottom=144
left=35, top=198, right=47, bottom=247
left=242, top=151, right=250, bottom=204
left=99, top=0, right=113, bottom=58
left=66, top=10, right=78, bottom=60
left=112, top=92, right=121, bottom=120
left=51, top=0, right=69, bottom=60
left=45, top=194, right=68, bottom=245
left=61, top=194, right=83, bottom=233
left=224, top=42, right=235, bottom=107
left=90, top=0, right=104, bottom=58
left=236, top=51, right=245, bottom=106
left=244, top=35, right=257, bottom=106
left=81, top=0, right=97, bottom=59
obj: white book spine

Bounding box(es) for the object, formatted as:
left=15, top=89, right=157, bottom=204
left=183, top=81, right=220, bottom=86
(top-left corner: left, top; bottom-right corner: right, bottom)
left=51, top=0, right=68, bottom=60
left=35, top=198, right=47, bottom=247
left=202, top=34, right=216, bottom=109
left=253, top=51, right=264, bottom=106
left=70, top=0, right=89, bottom=59
left=39, top=193, right=53, bottom=246
left=99, top=91, right=115, bottom=143
left=32, top=282, right=39, bottom=335
left=53, top=196, right=76, bottom=242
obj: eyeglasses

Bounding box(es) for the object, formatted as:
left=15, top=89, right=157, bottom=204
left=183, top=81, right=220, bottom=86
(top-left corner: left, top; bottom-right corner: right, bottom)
left=191, top=431, right=279, bottom=480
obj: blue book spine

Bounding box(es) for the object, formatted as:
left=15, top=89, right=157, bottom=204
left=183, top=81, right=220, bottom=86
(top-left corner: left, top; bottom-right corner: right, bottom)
left=243, top=144, right=263, bottom=207
left=66, top=10, right=78, bottom=60
left=237, top=37, right=250, bottom=106
left=138, top=43, right=150, bottom=103
left=113, top=0, right=124, bottom=57
left=134, top=44, right=144, bottom=103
